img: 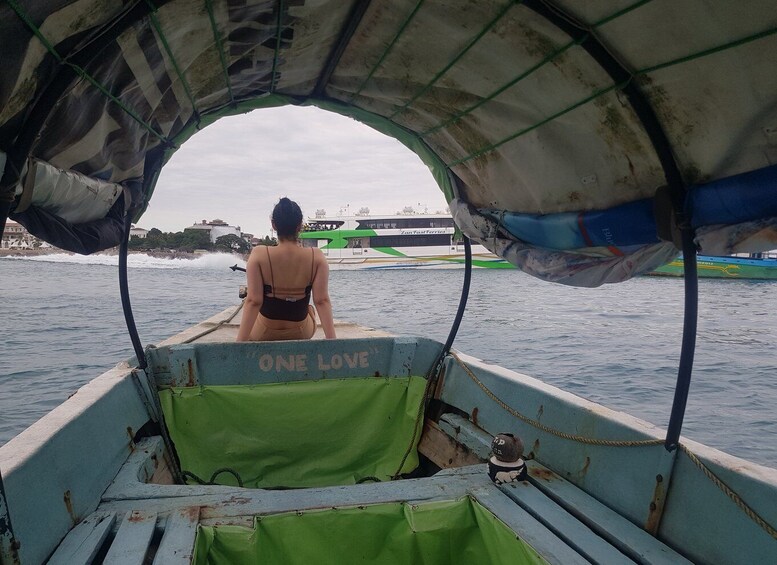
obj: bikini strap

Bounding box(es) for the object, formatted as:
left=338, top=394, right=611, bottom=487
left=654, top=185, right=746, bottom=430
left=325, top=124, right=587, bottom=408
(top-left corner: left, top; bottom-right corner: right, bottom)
left=309, top=248, right=315, bottom=285
left=266, top=245, right=275, bottom=293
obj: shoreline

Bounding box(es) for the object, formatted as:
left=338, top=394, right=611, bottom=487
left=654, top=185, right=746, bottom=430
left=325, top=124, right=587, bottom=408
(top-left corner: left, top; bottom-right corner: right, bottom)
left=0, top=248, right=205, bottom=260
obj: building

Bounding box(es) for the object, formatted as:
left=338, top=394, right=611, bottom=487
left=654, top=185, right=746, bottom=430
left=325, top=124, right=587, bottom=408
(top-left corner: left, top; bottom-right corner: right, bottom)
left=1, top=221, right=45, bottom=249
left=129, top=225, right=148, bottom=239
left=184, top=219, right=242, bottom=244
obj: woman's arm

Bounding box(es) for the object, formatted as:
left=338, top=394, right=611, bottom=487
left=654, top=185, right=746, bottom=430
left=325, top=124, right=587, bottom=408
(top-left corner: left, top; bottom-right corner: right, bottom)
left=312, top=251, right=336, bottom=339
left=236, top=248, right=264, bottom=341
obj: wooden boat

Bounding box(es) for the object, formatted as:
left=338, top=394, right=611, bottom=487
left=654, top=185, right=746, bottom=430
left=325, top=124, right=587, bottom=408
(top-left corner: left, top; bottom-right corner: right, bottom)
left=649, top=253, right=777, bottom=280
left=2, top=1, right=777, bottom=564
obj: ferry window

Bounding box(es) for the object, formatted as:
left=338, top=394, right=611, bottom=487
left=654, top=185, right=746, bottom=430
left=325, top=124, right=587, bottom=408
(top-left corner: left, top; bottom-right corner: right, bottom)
left=371, top=234, right=451, bottom=247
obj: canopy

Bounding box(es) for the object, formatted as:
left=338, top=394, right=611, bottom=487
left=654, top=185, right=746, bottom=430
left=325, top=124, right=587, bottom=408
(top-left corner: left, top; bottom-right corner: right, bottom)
left=2, top=0, right=776, bottom=285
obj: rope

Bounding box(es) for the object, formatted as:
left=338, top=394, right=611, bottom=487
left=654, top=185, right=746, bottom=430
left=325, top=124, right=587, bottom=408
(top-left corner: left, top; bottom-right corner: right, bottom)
left=679, top=445, right=777, bottom=541
left=451, top=351, right=661, bottom=447
left=450, top=350, right=777, bottom=539
left=182, top=467, right=244, bottom=488
left=183, top=301, right=244, bottom=344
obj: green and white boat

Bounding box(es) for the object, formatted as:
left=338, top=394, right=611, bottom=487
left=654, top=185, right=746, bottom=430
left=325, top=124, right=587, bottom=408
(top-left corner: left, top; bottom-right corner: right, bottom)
left=650, top=252, right=777, bottom=280
left=300, top=212, right=511, bottom=269
left=2, top=1, right=777, bottom=564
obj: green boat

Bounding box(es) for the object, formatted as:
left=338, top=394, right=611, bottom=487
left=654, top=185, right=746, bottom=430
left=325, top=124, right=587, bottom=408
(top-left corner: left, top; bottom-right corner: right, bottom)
left=650, top=253, right=777, bottom=279
left=2, top=1, right=777, bottom=564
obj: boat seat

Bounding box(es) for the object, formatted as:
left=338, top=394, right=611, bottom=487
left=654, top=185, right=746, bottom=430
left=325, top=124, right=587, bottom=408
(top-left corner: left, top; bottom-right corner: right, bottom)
left=434, top=414, right=693, bottom=565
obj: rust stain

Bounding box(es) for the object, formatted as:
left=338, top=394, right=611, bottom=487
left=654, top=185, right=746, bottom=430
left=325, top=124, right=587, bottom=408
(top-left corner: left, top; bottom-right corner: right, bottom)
left=645, top=473, right=666, bottom=535
left=471, top=407, right=479, bottom=426
left=568, top=191, right=582, bottom=203
left=186, top=359, right=196, bottom=387
left=127, top=427, right=135, bottom=452
left=128, top=511, right=145, bottom=523
left=529, top=467, right=554, bottom=481
left=579, top=456, right=591, bottom=478
left=63, top=490, right=76, bottom=525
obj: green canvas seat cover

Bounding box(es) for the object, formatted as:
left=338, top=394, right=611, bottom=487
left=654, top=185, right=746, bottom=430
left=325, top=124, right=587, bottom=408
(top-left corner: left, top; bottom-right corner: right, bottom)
left=159, top=377, right=427, bottom=488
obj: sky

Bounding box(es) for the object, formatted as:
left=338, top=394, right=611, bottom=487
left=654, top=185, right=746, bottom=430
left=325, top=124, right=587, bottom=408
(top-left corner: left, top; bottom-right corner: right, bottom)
left=139, top=105, right=449, bottom=238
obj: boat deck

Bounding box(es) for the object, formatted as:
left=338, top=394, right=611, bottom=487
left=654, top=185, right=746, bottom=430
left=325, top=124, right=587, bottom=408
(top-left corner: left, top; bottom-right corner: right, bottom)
left=43, top=306, right=693, bottom=564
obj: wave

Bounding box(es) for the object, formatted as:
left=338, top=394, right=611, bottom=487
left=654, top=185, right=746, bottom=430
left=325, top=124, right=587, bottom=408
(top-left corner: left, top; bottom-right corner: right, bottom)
left=0, top=251, right=247, bottom=270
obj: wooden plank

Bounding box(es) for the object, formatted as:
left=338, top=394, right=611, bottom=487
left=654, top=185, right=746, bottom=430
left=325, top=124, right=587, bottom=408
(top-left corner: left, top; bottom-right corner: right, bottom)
left=103, top=511, right=157, bottom=565
left=497, top=481, right=636, bottom=564
left=100, top=467, right=488, bottom=519
left=472, top=485, right=590, bottom=565
left=47, top=512, right=116, bottom=565
left=526, top=461, right=692, bottom=565
left=418, top=420, right=485, bottom=468
left=153, top=507, right=199, bottom=565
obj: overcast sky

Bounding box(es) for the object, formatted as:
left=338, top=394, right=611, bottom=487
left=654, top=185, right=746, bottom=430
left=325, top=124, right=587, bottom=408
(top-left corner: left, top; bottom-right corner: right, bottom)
left=139, top=105, right=449, bottom=238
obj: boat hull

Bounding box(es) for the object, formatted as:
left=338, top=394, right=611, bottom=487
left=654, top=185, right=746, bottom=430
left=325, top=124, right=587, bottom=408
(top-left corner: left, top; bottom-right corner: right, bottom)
left=324, top=253, right=513, bottom=270
left=649, top=255, right=777, bottom=279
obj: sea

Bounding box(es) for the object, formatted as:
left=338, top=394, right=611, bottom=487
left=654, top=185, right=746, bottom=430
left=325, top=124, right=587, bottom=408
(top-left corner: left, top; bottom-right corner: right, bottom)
left=1, top=252, right=776, bottom=469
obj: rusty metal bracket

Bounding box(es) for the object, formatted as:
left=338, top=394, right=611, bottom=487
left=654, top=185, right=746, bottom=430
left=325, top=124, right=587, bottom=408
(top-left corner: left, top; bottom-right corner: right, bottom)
left=0, top=472, right=21, bottom=565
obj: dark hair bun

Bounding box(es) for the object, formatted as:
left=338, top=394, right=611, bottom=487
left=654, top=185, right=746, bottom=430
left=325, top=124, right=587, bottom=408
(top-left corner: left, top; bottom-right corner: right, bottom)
left=272, top=197, right=303, bottom=238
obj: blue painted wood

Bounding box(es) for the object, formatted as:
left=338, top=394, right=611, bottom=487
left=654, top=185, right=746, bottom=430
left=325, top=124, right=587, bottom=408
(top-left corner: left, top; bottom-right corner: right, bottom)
left=103, top=511, right=157, bottom=565
left=439, top=353, right=670, bottom=527
left=147, top=338, right=442, bottom=388
left=0, top=471, right=19, bottom=565
left=1, top=368, right=150, bottom=565
left=98, top=467, right=489, bottom=518
left=439, top=413, right=493, bottom=459
left=47, top=512, right=116, bottom=565
left=658, top=449, right=777, bottom=564
left=471, top=485, right=591, bottom=564
left=152, top=508, right=199, bottom=565
left=497, top=481, right=636, bottom=564
left=525, top=460, right=691, bottom=564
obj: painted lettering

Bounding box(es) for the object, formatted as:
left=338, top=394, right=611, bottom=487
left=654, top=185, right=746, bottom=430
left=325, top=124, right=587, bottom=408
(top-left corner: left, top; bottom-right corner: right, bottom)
left=330, top=354, right=343, bottom=370
left=277, top=355, right=295, bottom=372
left=359, top=351, right=369, bottom=368
left=295, top=354, right=307, bottom=371
left=259, top=354, right=274, bottom=372
left=318, top=354, right=330, bottom=370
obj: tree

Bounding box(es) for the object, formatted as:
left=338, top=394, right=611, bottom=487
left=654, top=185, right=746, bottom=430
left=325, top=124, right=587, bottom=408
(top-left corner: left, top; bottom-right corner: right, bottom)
left=215, top=234, right=251, bottom=254
left=257, top=235, right=277, bottom=246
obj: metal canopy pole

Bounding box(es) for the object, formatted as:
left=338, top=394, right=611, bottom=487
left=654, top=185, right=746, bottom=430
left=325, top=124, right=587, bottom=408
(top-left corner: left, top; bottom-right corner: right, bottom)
left=428, top=236, right=472, bottom=379
left=119, top=213, right=147, bottom=370
left=664, top=229, right=699, bottom=450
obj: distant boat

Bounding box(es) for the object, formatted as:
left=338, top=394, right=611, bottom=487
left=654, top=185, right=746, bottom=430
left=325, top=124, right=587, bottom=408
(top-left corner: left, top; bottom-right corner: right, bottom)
left=649, top=252, right=777, bottom=279
left=299, top=212, right=512, bottom=269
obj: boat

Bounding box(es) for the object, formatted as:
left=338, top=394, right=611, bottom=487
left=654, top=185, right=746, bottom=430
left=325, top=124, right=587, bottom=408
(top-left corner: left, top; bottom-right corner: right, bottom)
left=300, top=212, right=511, bottom=269
left=2, top=1, right=777, bottom=564
left=649, top=252, right=777, bottom=279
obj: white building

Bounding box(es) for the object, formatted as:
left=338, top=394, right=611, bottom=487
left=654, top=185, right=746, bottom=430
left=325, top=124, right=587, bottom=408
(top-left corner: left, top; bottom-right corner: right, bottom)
left=1, top=221, right=41, bottom=249
left=185, top=219, right=241, bottom=243
left=130, top=225, right=148, bottom=239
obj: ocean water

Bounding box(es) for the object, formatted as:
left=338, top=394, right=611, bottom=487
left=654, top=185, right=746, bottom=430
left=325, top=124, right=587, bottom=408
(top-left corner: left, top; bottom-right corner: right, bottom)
left=1, top=253, right=776, bottom=469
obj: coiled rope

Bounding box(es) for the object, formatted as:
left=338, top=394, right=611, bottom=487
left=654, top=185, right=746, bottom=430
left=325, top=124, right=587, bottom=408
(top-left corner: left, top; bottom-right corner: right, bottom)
left=450, top=351, right=777, bottom=540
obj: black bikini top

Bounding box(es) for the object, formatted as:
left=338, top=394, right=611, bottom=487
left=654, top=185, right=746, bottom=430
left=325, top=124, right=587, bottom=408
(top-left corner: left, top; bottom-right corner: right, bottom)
left=259, top=247, right=314, bottom=322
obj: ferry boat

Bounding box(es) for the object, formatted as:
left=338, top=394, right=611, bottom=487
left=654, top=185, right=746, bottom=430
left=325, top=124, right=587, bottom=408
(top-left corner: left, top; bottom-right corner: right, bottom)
left=650, top=252, right=777, bottom=279
left=300, top=212, right=511, bottom=269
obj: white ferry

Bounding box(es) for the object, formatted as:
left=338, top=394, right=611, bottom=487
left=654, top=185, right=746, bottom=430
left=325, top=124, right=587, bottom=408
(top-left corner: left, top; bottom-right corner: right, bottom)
left=299, top=211, right=511, bottom=269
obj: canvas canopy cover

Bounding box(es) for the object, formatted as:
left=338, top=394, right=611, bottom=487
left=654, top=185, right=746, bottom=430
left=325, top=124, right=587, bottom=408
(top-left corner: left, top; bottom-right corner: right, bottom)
left=1, top=0, right=776, bottom=286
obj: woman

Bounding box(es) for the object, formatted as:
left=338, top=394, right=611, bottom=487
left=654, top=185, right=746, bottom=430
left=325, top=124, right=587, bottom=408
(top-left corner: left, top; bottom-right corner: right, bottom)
left=237, top=197, right=336, bottom=341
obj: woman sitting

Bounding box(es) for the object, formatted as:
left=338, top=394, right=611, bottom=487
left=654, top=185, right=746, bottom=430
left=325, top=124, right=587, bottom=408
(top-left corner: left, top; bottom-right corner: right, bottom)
left=237, top=197, right=336, bottom=341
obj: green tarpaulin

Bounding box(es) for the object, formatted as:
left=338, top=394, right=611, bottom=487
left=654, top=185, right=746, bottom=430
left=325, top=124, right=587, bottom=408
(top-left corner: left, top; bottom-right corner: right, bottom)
left=192, top=498, right=547, bottom=565
left=159, top=377, right=426, bottom=488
